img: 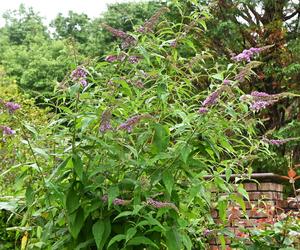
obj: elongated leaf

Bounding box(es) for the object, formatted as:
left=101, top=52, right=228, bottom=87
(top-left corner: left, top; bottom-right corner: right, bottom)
left=162, top=170, right=174, bottom=196
left=152, top=124, right=170, bottom=154
left=107, top=234, right=125, bottom=249
left=66, top=187, right=80, bottom=214
left=165, top=228, right=182, bottom=250
left=69, top=207, right=85, bottom=239
left=125, top=227, right=137, bottom=242
left=73, top=154, right=83, bottom=180
left=92, top=218, right=111, bottom=250
left=108, top=186, right=119, bottom=208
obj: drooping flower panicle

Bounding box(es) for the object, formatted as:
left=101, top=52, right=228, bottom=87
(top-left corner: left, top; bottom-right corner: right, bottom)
left=138, top=7, right=169, bottom=33
left=262, top=137, right=296, bottom=146
left=240, top=91, right=279, bottom=112
left=100, top=109, right=112, bottom=133
left=202, top=90, right=219, bottom=107
left=232, top=47, right=262, bottom=62
left=118, top=114, right=151, bottom=132
left=102, top=24, right=136, bottom=49
left=146, top=198, right=178, bottom=212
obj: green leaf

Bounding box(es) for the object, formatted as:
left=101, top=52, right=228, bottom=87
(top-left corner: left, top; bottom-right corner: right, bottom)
left=69, top=207, right=85, bottom=239
left=113, top=211, right=132, bottom=221
left=92, top=218, right=111, bottom=250
left=108, top=186, right=119, bottom=208
left=237, top=184, right=249, bottom=201
left=125, top=227, right=137, bottom=243
left=127, top=236, right=158, bottom=248
left=152, top=124, right=170, bottom=154
left=218, top=200, right=227, bottom=223
left=66, top=186, right=80, bottom=214
left=165, top=228, right=182, bottom=250
left=162, top=170, right=174, bottom=196
left=72, top=154, right=83, bottom=180
left=107, top=234, right=125, bottom=249
left=25, top=185, right=34, bottom=206
left=211, top=73, right=223, bottom=81
left=32, top=147, right=49, bottom=159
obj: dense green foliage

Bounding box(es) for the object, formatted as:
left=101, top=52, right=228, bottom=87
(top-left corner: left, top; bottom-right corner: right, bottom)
left=0, top=0, right=300, bottom=249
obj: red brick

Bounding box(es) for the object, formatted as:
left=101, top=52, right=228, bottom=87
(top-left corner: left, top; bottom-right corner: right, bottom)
left=243, top=183, right=257, bottom=191
left=259, top=183, right=283, bottom=192
left=248, top=191, right=278, bottom=201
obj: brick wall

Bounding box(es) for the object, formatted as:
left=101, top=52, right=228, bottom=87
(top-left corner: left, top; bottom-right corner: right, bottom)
left=209, top=181, right=298, bottom=249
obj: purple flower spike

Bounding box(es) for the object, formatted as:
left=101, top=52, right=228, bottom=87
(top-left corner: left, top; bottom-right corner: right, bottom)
left=105, top=55, right=118, bottom=62
left=262, top=137, right=294, bottom=146
left=118, top=114, right=151, bottom=132
left=232, top=47, right=262, bottom=62
left=5, top=102, right=21, bottom=113
left=0, top=125, right=16, bottom=135
left=202, top=91, right=219, bottom=107
left=102, top=24, right=136, bottom=49
left=198, top=107, right=208, bottom=114
left=138, top=7, right=169, bottom=33
left=146, top=198, right=178, bottom=212
left=100, top=109, right=112, bottom=133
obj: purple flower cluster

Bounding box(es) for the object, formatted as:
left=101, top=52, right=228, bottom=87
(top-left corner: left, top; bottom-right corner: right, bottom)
left=71, top=67, right=88, bottom=87
left=138, top=7, right=169, bottom=33
left=262, top=137, right=293, bottom=146
left=0, top=125, right=15, bottom=135
left=102, top=24, right=136, bottom=49
left=202, top=91, right=219, bottom=107
left=240, top=91, right=278, bottom=112
left=146, top=198, right=178, bottom=212
left=232, top=47, right=262, bottom=62
left=118, top=114, right=151, bottom=132
left=198, top=90, right=220, bottom=114
left=99, top=109, right=112, bottom=133
left=101, top=195, right=130, bottom=206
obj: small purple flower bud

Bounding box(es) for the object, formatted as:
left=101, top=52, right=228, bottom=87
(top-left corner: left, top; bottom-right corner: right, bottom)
left=4, top=102, right=21, bottom=113
left=105, top=55, right=118, bottom=62
left=198, top=107, right=208, bottom=114
left=0, top=125, right=15, bottom=135
left=223, top=79, right=231, bottom=85
left=128, top=56, right=140, bottom=64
